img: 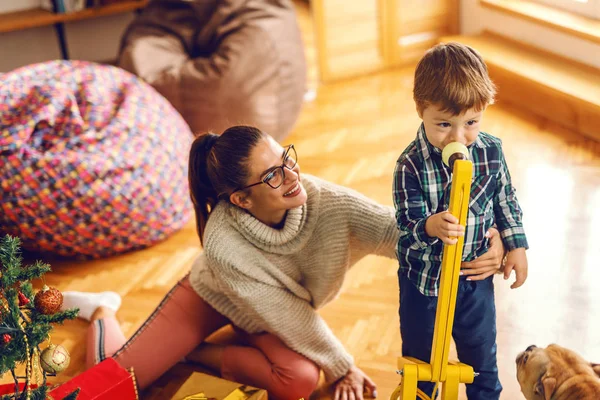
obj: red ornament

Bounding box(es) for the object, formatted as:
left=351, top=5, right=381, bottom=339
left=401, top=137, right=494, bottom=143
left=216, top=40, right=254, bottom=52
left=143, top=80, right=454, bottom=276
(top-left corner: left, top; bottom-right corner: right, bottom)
left=2, top=334, right=11, bottom=344
left=34, top=285, right=63, bottom=315
left=18, top=291, right=30, bottom=306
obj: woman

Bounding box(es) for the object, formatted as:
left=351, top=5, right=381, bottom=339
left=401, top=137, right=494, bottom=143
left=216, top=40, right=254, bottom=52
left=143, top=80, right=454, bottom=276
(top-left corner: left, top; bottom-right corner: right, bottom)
left=65, top=126, right=505, bottom=400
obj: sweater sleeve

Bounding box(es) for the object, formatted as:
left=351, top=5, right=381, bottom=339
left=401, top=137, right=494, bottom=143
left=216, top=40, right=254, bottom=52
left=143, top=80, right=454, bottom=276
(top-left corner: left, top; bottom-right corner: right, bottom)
left=215, top=262, right=354, bottom=382
left=330, top=183, right=399, bottom=260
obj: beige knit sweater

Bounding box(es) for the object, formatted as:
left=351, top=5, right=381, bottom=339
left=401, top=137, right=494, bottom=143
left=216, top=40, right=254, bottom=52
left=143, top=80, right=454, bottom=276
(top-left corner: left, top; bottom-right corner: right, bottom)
left=189, top=174, right=399, bottom=382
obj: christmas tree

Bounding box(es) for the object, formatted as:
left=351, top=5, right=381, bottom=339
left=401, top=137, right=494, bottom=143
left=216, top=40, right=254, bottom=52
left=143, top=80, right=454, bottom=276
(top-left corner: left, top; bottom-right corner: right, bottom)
left=0, top=235, right=79, bottom=400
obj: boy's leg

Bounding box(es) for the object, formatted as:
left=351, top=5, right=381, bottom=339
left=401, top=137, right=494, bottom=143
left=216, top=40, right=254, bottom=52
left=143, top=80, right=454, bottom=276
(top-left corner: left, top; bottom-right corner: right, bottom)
left=452, top=276, right=502, bottom=400
left=90, top=275, right=229, bottom=389
left=399, top=274, right=439, bottom=399
left=221, top=333, right=320, bottom=400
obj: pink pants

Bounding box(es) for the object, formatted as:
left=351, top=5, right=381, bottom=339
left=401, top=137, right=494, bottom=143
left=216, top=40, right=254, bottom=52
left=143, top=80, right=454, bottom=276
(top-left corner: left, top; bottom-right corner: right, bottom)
left=87, top=276, right=320, bottom=400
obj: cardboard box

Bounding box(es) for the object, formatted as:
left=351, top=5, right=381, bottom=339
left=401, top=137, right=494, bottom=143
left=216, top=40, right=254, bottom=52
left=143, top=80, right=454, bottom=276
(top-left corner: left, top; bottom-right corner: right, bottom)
left=171, top=372, right=268, bottom=400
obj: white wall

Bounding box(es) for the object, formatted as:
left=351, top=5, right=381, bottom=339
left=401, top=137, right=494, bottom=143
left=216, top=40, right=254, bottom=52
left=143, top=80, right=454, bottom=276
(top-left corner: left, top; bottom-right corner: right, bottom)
left=0, top=1, right=134, bottom=72
left=461, top=0, right=600, bottom=69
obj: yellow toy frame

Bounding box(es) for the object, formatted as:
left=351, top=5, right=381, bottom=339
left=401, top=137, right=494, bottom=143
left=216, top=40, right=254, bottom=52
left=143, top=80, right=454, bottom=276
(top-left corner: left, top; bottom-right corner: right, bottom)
left=391, top=157, right=474, bottom=400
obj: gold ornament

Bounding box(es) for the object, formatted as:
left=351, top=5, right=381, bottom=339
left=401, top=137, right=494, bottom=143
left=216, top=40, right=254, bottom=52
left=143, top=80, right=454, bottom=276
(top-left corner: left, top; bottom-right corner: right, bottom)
left=32, top=348, right=42, bottom=386
left=23, top=333, right=31, bottom=400
left=34, top=285, right=63, bottom=315
left=40, top=344, right=70, bottom=373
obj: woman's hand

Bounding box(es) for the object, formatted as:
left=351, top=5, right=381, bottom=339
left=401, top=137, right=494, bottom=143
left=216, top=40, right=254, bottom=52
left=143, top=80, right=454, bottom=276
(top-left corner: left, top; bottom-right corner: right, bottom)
left=460, top=228, right=505, bottom=281
left=333, top=365, right=377, bottom=400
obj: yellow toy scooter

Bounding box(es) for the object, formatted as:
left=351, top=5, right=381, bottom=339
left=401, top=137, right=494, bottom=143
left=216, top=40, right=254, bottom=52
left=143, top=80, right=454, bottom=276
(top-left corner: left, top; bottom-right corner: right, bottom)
left=391, top=142, right=475, bottom=400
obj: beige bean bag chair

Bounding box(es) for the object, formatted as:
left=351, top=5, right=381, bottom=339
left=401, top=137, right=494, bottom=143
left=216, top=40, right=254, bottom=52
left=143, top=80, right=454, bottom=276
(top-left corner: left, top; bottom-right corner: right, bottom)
left=118, top=0, right=307, bottom=141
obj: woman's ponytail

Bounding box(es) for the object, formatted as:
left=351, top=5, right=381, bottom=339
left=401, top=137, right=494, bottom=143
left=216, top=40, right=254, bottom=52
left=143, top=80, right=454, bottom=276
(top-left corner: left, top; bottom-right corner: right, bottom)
left=188, top=133, right=220, bottom=245
left=188, top=126, right=266, bottom=246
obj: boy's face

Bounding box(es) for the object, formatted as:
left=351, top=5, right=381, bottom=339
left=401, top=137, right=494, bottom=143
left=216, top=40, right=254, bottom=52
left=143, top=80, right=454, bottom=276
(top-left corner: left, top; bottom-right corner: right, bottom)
left=419, top=104, right=485, bottom=150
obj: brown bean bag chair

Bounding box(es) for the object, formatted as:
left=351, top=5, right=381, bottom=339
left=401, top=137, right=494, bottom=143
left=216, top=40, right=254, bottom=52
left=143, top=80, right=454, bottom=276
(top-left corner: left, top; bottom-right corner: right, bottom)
left=117, top=0, right=307, bottom=141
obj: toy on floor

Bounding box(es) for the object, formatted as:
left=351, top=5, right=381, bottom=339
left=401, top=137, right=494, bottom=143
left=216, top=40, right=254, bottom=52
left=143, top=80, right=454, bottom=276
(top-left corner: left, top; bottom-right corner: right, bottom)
left=391, top=142, right=475, bottom=400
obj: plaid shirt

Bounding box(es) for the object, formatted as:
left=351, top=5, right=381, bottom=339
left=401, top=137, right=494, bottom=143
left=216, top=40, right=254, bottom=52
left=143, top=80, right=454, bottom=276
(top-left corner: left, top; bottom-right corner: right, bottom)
left=393, top=124, right=528, bottom=296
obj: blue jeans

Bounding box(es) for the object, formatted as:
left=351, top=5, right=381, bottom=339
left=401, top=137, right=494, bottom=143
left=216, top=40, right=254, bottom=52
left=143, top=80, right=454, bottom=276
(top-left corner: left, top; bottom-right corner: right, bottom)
left=399, top=274, right=502, bottom=400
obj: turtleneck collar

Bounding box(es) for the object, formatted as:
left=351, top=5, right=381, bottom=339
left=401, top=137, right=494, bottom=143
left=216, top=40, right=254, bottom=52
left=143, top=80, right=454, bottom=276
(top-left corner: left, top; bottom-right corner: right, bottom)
left=220, top=175, right=321, bottom=254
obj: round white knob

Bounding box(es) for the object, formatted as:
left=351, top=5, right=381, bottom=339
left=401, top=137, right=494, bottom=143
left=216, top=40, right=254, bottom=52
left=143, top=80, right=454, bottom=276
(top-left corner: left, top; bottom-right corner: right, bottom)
left=442, top=142, right=469, bottom=168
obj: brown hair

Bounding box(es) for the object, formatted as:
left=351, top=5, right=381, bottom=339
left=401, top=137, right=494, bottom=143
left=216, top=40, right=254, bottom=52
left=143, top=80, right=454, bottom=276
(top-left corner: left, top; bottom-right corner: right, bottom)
left=413, top=42, right=496, bottom=116
left=188, top=125, right=265, bottom=245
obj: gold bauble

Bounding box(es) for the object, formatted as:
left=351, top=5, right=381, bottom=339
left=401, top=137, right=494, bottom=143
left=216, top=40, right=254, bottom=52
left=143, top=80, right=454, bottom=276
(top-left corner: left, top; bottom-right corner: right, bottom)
left=40, top=344, right=70, bottom=373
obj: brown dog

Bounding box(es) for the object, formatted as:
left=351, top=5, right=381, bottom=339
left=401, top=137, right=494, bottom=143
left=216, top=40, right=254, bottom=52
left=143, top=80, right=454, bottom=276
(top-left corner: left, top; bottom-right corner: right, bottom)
left=516, top=344, right=600, bottom=399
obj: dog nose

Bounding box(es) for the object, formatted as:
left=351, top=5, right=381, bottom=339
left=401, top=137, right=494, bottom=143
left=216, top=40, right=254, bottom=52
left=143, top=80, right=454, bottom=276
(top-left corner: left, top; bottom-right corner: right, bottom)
left=526, top=345, right=537, bottom=352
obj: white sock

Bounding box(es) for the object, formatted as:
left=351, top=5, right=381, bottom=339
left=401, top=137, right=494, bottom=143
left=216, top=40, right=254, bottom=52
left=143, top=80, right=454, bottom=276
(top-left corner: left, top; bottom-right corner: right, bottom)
left=61, top=291, right=122, bottom=321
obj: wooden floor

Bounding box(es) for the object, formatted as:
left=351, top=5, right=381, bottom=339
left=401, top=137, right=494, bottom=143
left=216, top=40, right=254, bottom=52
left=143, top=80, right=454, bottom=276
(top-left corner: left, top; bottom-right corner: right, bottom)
left=3, top=2, right=600, bottom=399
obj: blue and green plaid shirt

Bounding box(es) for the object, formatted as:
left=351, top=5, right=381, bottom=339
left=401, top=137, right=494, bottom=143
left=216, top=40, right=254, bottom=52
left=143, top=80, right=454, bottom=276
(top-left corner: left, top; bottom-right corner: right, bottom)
left=392, top=124, right=529, bottom=297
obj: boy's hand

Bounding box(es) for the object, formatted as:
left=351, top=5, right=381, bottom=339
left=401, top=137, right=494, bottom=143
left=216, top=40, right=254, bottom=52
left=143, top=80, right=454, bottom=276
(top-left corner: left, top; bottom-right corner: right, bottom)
left=425, top=211, right=465, bottom=245
left=503, top=248, right=528, bottom=289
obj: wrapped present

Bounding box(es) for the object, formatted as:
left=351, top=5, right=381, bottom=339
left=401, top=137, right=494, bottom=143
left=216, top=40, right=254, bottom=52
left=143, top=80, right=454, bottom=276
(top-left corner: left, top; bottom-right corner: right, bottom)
left=48, top=358, right=138, bottom=400
left=172, top=372, right=268, bottom=400
left=0, top=383, right=47, bottom=396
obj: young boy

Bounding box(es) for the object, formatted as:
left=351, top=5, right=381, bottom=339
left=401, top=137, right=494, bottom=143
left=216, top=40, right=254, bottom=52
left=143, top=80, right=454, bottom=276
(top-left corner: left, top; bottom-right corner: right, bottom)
left=392, top=42, right=529, bottom=399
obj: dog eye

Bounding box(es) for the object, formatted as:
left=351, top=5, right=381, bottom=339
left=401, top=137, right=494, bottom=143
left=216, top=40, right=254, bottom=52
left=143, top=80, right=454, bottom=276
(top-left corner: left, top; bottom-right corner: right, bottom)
left=523, top=354, right=529, bottom=364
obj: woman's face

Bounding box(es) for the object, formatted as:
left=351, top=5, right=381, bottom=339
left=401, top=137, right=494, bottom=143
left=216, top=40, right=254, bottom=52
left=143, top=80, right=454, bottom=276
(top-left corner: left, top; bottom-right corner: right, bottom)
left=232, top=136, right=308, bottom=225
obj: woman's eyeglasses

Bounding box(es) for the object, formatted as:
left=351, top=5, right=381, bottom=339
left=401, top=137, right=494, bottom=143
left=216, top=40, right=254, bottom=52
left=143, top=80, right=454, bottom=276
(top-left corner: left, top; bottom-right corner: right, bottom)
left=232, top=145, right=297, bottom=194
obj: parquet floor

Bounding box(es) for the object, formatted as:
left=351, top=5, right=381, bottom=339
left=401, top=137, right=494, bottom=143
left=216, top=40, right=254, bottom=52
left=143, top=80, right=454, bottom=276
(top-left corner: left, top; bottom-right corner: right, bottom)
left=2, top=1, right=599, bottom=399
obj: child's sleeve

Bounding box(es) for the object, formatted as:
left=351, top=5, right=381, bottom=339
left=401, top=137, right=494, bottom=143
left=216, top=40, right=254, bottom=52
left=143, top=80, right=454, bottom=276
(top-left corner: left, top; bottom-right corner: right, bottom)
left=392, top=161, right=438, bottom=250
left=493, top=151, right=529, bottom=251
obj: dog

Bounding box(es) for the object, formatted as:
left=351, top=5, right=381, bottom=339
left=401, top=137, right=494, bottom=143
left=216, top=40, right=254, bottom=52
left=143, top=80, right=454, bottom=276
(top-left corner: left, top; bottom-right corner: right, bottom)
left=516, top=344, right=600, bottom=399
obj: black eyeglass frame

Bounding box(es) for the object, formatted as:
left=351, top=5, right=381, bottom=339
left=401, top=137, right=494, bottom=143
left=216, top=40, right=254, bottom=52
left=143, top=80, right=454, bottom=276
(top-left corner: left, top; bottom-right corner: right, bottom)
left=230, top=145, right=297, bottom=194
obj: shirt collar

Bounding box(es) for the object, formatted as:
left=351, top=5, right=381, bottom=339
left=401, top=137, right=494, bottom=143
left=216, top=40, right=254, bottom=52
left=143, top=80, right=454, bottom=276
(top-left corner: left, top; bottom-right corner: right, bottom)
left=416, top=123, right=440, bottom=161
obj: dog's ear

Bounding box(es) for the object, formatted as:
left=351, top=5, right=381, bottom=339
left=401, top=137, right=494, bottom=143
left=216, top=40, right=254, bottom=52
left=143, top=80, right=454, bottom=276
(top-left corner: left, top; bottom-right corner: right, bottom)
left=535, top=375, right=556, bottom=400
left=592, top=363, right=600, bottom=378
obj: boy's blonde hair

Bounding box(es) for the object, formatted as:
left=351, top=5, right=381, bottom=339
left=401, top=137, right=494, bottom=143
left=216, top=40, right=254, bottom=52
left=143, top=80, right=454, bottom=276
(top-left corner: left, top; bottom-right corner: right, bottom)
left=413, top=42, right=496, bottom=116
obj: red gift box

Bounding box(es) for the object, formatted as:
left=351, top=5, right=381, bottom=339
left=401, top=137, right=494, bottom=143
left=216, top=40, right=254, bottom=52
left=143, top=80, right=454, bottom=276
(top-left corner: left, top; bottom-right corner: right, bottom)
left=0, top=383, right=47, bottom=396
left=49, top=358, right=138, bottom=400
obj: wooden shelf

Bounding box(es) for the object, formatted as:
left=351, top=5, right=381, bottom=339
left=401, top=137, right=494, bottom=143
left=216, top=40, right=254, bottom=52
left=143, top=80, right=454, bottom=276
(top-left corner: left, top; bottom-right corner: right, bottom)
left=480, top=0, right=600, bottom=45
left=0, top=0, right=148, bottom=34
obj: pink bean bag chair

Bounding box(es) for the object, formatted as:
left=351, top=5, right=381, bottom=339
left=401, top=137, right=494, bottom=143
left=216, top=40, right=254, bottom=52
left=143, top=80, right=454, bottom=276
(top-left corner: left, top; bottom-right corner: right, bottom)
left=0, top=60, right=193, bottom=258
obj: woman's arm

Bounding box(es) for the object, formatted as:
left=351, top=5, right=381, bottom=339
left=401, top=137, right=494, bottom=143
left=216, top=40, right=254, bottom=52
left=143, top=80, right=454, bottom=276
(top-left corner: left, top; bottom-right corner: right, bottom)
left=348, top=192, right=399, bottom=259
left=327, top=182, right=399, bottom=260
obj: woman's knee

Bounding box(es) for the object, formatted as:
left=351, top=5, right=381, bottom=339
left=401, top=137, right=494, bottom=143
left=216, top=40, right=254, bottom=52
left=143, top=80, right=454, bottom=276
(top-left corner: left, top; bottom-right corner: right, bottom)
left=271, top=359, right=320, bottom=400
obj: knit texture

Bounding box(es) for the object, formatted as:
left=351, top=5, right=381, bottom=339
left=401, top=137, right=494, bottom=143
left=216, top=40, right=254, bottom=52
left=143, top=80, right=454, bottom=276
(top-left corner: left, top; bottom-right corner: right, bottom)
left=189, top=174, right=399, bottom=382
